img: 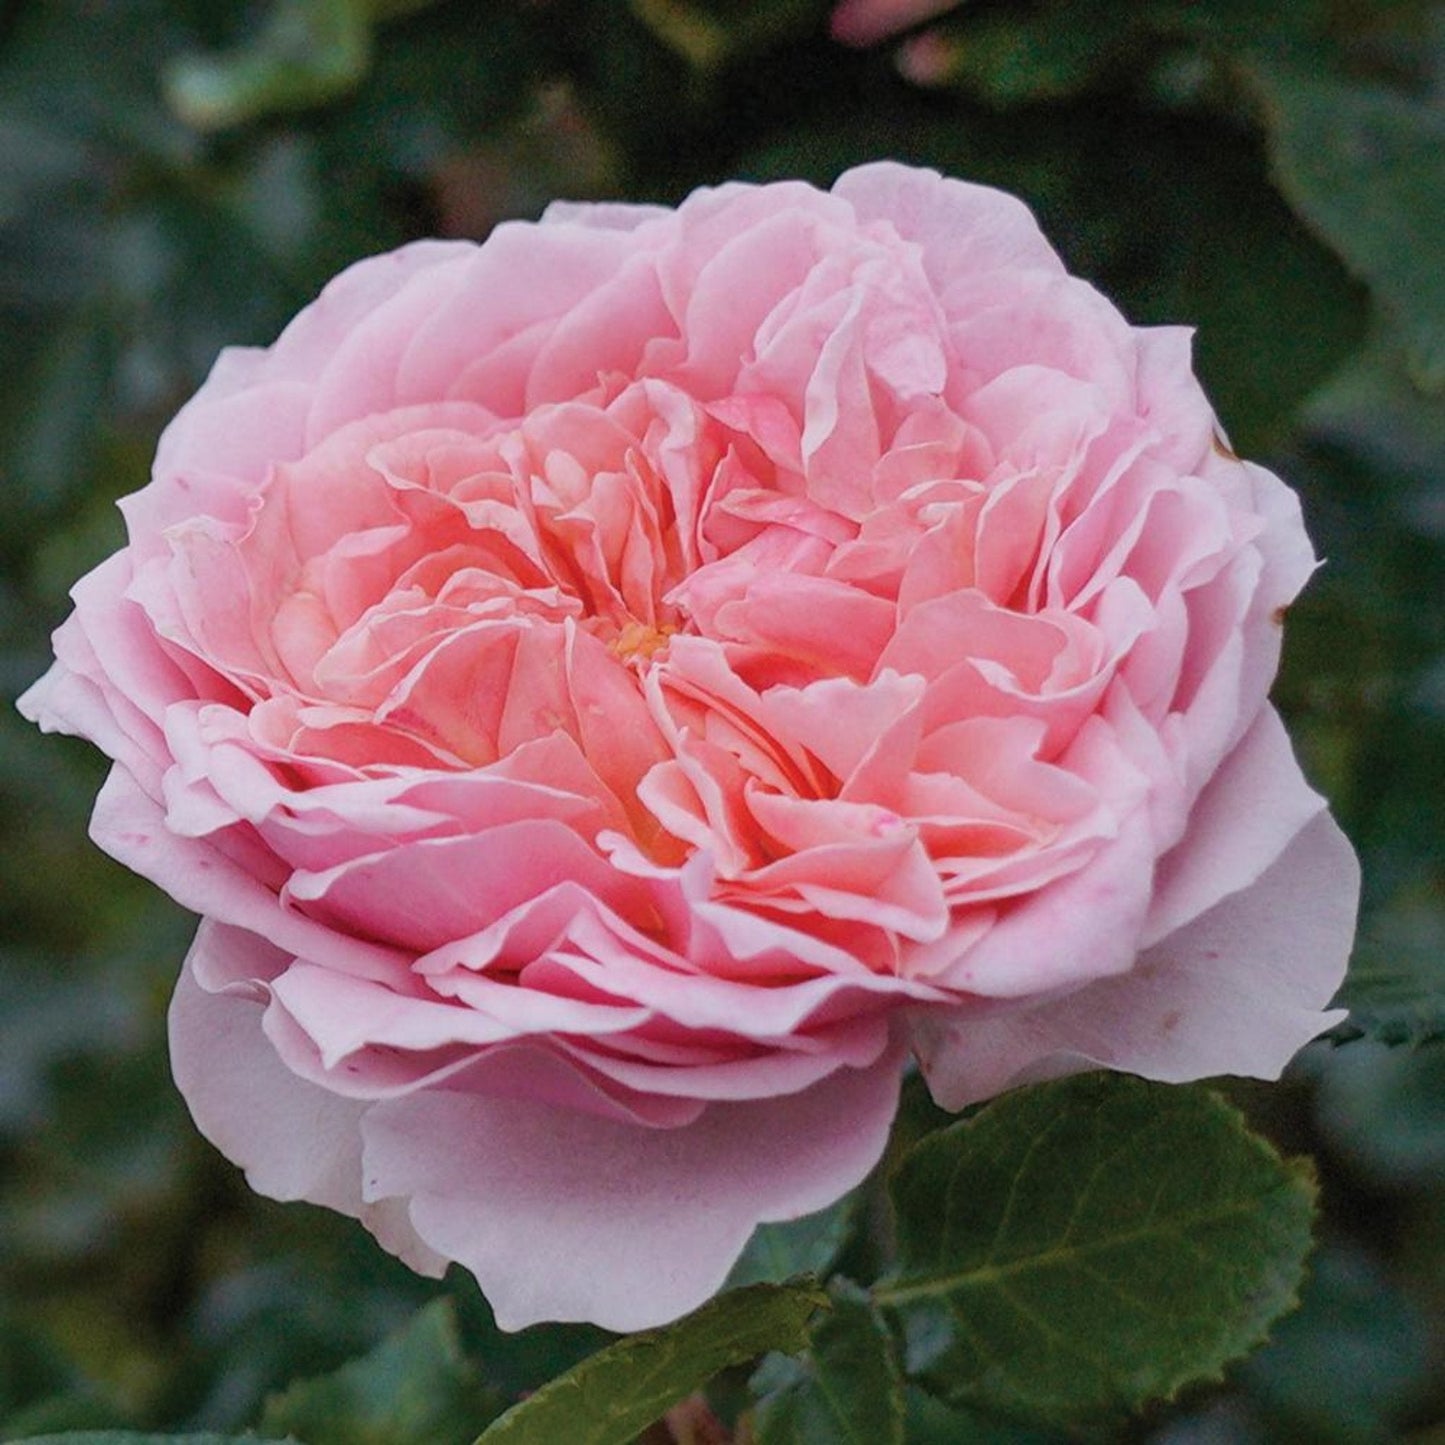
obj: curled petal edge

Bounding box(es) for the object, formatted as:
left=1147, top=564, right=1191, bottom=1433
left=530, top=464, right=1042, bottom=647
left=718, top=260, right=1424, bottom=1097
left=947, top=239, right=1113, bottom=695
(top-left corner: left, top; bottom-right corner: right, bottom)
left=912, top=809, right=1357, bottom=1110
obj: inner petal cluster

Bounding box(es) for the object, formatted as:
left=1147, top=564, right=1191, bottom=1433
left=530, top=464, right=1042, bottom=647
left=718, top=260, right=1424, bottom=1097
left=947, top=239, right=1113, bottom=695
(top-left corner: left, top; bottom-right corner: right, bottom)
left=146, top=212, right=1255, bottom=997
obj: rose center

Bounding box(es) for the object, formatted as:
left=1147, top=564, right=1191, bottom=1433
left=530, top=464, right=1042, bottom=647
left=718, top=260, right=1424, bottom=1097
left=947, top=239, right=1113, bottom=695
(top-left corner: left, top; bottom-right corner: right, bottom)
left=610, top=619, right=679, bottom=663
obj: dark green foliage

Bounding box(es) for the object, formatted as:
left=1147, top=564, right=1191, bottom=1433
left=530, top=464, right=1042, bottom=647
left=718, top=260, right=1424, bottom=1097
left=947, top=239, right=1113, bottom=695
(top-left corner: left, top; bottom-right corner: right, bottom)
left=1252, top=62, right=1445, bottom=390
left=725, top=1197, right=856, bottom=1291
left=750, top=1282, right=905, bottom=1445
left=256, top=1300, right=506, bottom=1445
left=3, top=1436, right=301, bottom=1445
left=879, top=1075, right=1316, bottom=1434
left=476, top=1284, right=824, bottom=1444
left=3, top=0, right=1445, bottom=1441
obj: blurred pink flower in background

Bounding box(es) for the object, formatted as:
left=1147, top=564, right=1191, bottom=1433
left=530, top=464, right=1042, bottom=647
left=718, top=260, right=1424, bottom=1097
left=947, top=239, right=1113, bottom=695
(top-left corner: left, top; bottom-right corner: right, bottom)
left=829, top=0, right=961, bottom=47
left=22, top=163, right=1357, bottom=1331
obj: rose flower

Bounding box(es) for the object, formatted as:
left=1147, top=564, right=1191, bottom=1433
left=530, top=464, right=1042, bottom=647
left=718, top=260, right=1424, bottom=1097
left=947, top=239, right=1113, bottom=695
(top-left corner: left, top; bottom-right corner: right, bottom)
left=21, top=163, right=1357, bottom=1331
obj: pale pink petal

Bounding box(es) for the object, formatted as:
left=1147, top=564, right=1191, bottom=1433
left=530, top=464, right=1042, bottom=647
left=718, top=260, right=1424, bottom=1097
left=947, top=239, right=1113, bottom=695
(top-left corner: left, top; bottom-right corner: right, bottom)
left=832, top=161, right=1062, bottom=283
left=170, top=935, right=448, bottom=1275
left=667, top=210, right=827, bottom=396
left=283, top=820, right=643, bottom=952
left=1143, top=706, right=1326, bottom=945
left=1133, top=325, right=1215, bottom=473
left=553, top=1012, right=891, bottom=1101
left=541, top=199, right=672, bottom=231
left=274, top=944, right=669, bottom=1059
left=913, top=812, right=1355, bottom=1107
left=92, top=764, right=407, bottom=984
left=360, top=1046, right=905, bottom=1331
left=171, top=931, right=362, bottom=1204
left=389, top=222, right=642, bottom=418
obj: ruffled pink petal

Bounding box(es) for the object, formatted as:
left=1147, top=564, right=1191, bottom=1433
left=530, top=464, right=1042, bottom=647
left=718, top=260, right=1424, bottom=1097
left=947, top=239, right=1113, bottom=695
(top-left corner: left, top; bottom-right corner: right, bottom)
left=541, top=198, right=672, bottom=232
left=832, top=161, right=1062, bottom=283
left=283, top=819, right=645, bottom=952
left=1132, top=326, right=1215, bottom=471
left=553, top=1011, right=891, bottom=1102
left=665, top=210, right=829, bottom=397
left=952, top=818, right=1155, bottom=993
left=386, top=222, right=643, bottom=419
left=93, top=764, right=407, bottom=984
left=170, top=934, right=448, bottom=1275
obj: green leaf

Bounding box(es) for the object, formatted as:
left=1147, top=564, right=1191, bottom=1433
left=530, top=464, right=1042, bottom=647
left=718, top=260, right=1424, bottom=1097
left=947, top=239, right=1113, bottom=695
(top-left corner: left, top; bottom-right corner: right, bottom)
left=257, top=1298, right=503, bottom=1445
left=750, top=1281, right=904, bottom=1445
left=0, top=1392, right=127, bottom=1440
left=1316, top=1038, right=1445, bottom=1186
left=2, top=1436, right=298, bottom=1444
left=163, top=0, right=373, bottom=129
left=875, top=1073, right=1317, bottom=1433
left=726, top=1196, right=854, bottom=1289
left=901, top=1386, right=1066, bottom=1445
left=1304, top=326, right=1445, bottom=490
left=1237, top=1244, right=1433, bottom=1441
left=1251, top=61, right=1445, bottom=389
left=476, top=1282, right=825, bottom=1445
left=1333, top=884, right=1445, bottom=1046
left=918, top=0, right=1142, bottom=106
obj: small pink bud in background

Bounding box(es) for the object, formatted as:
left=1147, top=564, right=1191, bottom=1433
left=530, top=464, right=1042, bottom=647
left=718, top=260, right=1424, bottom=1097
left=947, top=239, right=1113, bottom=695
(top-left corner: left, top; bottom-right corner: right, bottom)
left=830, top=0, right=963, bottom=48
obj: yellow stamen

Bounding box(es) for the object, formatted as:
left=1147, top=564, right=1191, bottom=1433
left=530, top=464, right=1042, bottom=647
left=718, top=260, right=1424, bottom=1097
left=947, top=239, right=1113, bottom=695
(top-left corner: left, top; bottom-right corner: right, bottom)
left=611, top=619, right=677, bottom=661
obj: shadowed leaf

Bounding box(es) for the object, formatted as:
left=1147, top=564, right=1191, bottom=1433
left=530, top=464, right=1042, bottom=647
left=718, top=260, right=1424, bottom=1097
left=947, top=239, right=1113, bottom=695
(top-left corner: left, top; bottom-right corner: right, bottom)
left=257, top=1298, right=503, bottom=1445
left=750, top=1280, right=904, bottom=1445
left=877, top=1073, right=1317, bottom=1433
left=726, top=1195, right=855, bottom=1290
left=1252, top=62, right=1445, bottom=389
left=477, top=1283, right=824, bottom=1445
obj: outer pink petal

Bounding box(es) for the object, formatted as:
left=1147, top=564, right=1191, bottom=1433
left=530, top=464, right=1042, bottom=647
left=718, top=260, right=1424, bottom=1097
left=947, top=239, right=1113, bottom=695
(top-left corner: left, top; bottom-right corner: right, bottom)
left=832, top=161, right=1063, bottom=289
left=19, top=660, right=166, bottom=805
left=1143, top=706, right=1326, bottom=946
left=92, top=764, right=407, bottom=984
left=36, top=552, right=198, bottom=749
left=169, top=925, right=448, bottom=1275
left=359, top=1045, right=905, bottom=1331
left=387, top=223, right=644, bottom=419
left=553, top=1015, right=891, bottom=1102
left=283, top=819, right=645, bottom=953
left=913, top=811, right=1357, bottom=1108
left=1132, top=325, right=1215, bottom=473
left=127, top=241, right=473, bottom=554
left=931, top=806, right=1155, bottom=996
left=269, top=959, right=648, bottom=1066
left=541, top=199, right=672, bottom=232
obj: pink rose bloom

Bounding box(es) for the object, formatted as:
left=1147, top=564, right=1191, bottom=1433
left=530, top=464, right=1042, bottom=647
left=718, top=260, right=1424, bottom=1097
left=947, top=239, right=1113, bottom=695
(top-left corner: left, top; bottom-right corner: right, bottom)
left=21, top=163, right=1357, bottom=1331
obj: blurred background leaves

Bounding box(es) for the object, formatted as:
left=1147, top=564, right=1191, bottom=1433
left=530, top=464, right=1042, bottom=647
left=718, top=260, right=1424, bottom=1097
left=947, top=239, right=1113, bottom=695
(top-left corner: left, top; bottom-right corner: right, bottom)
left=2, top=0, right=1444, bottom=1440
